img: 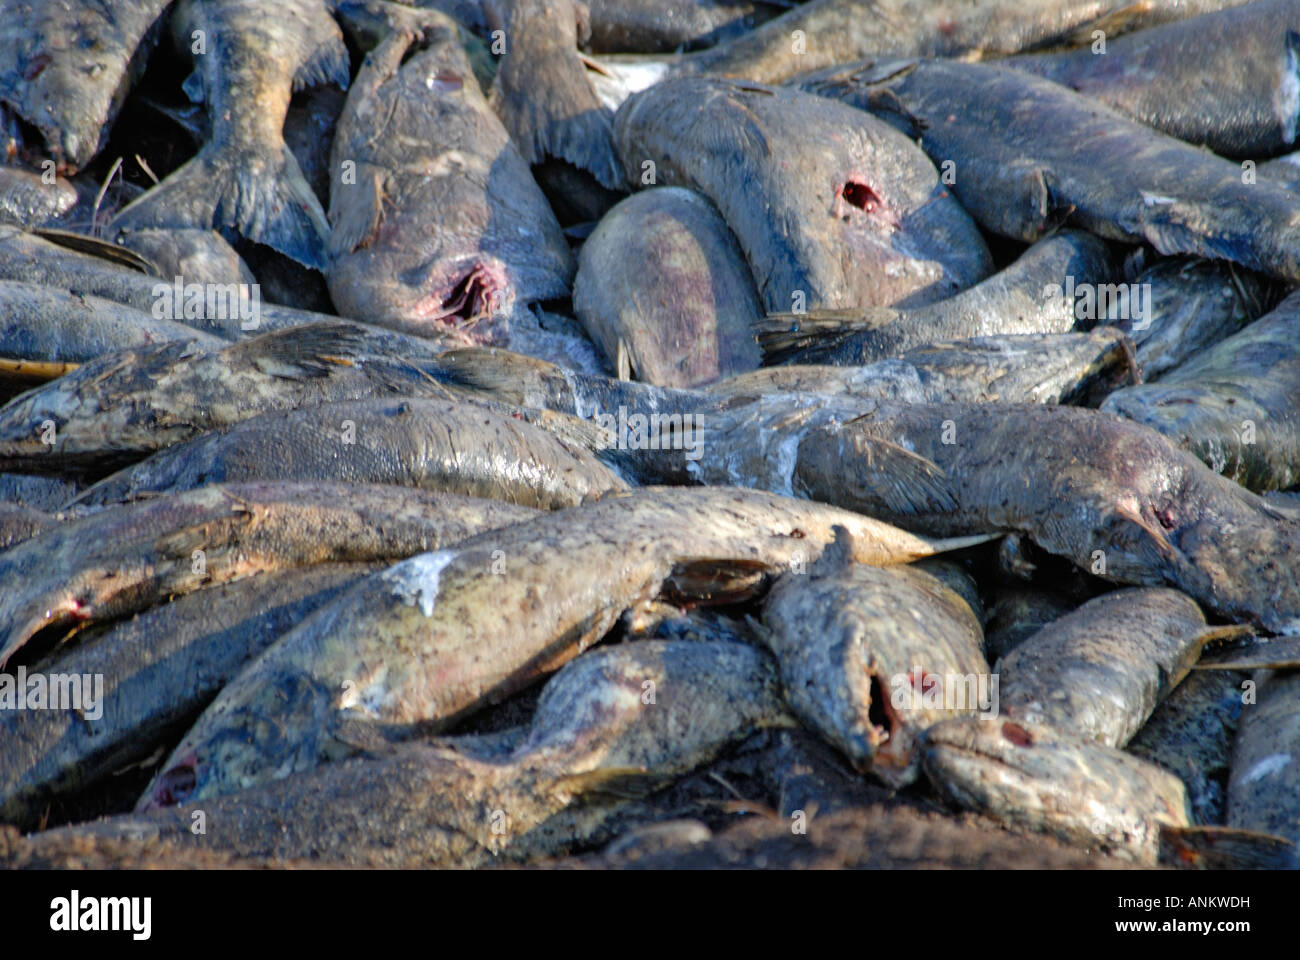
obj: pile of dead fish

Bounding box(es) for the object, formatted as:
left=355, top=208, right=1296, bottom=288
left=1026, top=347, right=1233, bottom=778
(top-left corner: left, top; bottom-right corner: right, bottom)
left=1, top=0, right=1299, bottom=871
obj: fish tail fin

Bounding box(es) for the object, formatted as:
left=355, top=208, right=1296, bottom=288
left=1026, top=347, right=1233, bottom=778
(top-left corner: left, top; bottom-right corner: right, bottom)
left=552, top=765, right=658, bottom=799
left=111, top=143, right=331, bottom=270
left=1160, top=825, right=1297, bottom=870
left=756, top=307, right=899, bottom=361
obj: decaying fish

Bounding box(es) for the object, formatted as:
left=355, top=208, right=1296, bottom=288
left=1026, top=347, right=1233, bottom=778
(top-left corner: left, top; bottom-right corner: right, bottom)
left=614, top=77, right=993, bottom=314
left=573, top=186, right=762, bottom=387
left=0, top=0, right=171, bottom=171
left=756, top=230, right=1115, bottom=365
left=0, top=280, right=222, bottom=363
left=0, top=167, right=78, bottom=228
left=0, top=502, right=56, bottom=553
left=0, top=481, right=537, bottom=667
left=0, top=323, right=462, bottom=475
left=1102, top=290, right=1300, bottom=492
left=1007, top=0, right=1300, bottom=158
left=982, top=586, right=1076, bottom=665
left=1227, top=669, right=1300, bottom=847
left=138, top=486, right=983, bottom=807
left=20, top=641, right=790, bottom=867
left=114, top=228, right=257, bottom=290
left=1128, top=669, right=1251, bottom=826
left=109, top=0, right=350, bottom=268
left=1259, top=151, right=1300, bottom=192
left=759, top=529, right=990, bottom=785
left=74, top=396, right=629, bottom=509
left=483, top=0, right=623, bottom=188
left=327, top=22, right=574, bottom=345
left=0, top=472, right=77, bottom=512
left=1103, top=257, right=1278, bottom=382
left=997, top=588, right=1245, bottom=748
left=0, top=564, right=379, bottom=831
left=584, top=0, right=785, bottom=53
left=805, top=59, right=1300, bottom=284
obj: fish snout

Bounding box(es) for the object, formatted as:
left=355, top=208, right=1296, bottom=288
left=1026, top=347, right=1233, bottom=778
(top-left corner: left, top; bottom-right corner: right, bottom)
left=142, top=753, right=200, bottom=811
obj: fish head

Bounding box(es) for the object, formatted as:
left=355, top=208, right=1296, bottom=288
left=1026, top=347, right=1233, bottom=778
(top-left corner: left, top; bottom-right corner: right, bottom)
left=397, top=255, right=514, bottom=346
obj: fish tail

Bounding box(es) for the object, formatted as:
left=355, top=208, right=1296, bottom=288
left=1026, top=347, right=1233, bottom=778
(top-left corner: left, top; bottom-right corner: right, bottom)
left=111, top=143, right=331, bottom=271
left=1160, top=825, right=1297, bottom=870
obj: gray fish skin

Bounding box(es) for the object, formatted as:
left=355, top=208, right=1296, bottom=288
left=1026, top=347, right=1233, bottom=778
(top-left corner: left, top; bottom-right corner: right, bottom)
left=109, top=0, right=350, bottom=269
left=1227, top=670, right=1300, bottom=846
left=29, top=641, right=790, bottom=868
left=1007, top=0, right=1300, bottom=159
left=138, top=486, right=970, bottom=807
left=669, top=0, right=1251, bottom=86
left=0, top=0, right=172, bottom=172
left=983, top=587, right=1077, bottom=665
left=0, top=501, right=55, bottom=553
left=1106, top=257, right=1278, bottom=382
left=483, top=0, right=623, bottom=188
left=644, top=394, right=1300, bottom=634
left=573, top=186, right=762, bottom=387
left=0, top=473, right=77, bottom=512
left=74, top=396, right=629, bottom=510
left=0, top=167, right=78, bottom=228
left=1259, top=151, right=1300, bottom=192
left=759, top=231, right=1117, bottom=365
left=0, top=323, right=464, bottom=475
left=614, top=77, right=993, bottom=314
left=922, top=715, right=1192, bottom=864
left=584, top=0, right=784, bottom=53
left=285, top=84, right=347, bottom=210
left=0, top=280, right=223, bottom=363
left=0, top=481, right=537, bottom=667
left=115, top=229, right=256, bottom=289
left=1129, top=669, right=1251, bottom=826
left=806, top=59, right=1300, bottom=284
left=760, top=542, right=990, bottom=786
left=998, top=588, right=1218, bottom=748
left=0, top=564, right=378, bottom=831
left=1102, top=290, right=1300, bottom=492
left=327, top=22, right=574, bottom=346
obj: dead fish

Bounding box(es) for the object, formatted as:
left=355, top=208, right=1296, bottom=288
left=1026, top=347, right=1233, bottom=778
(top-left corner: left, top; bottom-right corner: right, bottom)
left=0, top=280, right=222, bottom=364
left=114, top=228, right=257, bottom=290
left=1258, top=150, right=1300, bottom=192
left=615, top=76, right=992, bottom=314
left=74, top=396, right=629, bottom=509
left=1196, top=635, right=1300, bottom=670
left=0, top=166, right=78, bottom=228
left=1007, top=0, right=1300, bottom=159
left=109, top=0, right=350, bottom=268
left=0, top=323, right=464, bottom=475
left=483, top=0, right=623, bottom=188
left=1102, top=289, right=1300, bottom=492
left=1104, top=257, right=1279, bottom=382
left=922, top=715, right=1194, bottom=864
left=584, top=0, right=786, bottom=53
left=642, top=394, right=1300, bottom=634
left=1128, top=669, right=1252, bottom=826
left=757, top=231, right=1117, bottom=365
left=0, top=501, right=56, bottom=553
left=24, top=640, right=790, bottom=867
left=573, top=186, right=762, bottom=387
left=0, top=472, right=77, bottom=512
left=0, top=564, right=379, bottom=831
left=0, top=480, right=537, bottom=667
left=664, top=0, right=1251, bottom=86
left=759, top=529, right=991, bottom=785
left=982, top=586, right=1076, bottom=665
left=0, top=0, right=171, bottom=171
left=284, top=84, right=347, bottom=210
left=138, top=486, right=983, bottom=806
left=327, top=21, right=574, bottom=345
left=997, top=588, right=1246, bottom=748
left=806, top=59, right=1300, bottom=284
left=1227, top=669, right=1300, bottom=847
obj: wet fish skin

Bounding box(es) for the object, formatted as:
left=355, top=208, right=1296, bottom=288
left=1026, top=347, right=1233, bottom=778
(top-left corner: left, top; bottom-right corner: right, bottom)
left=757, top=230, right=1117, bottom=365
left=760, top=535, right=990, bottom=786
left=483, top=0, right=623, bottom=188
left=584, top=0, right=785, bottom=53
left=0, top=481, right=538, bottom=667
left=1105, top=257, right=1278, bottom=382
left=74, top=396, right=629, bottom=509
left=998, top=588, right=1227, bottom=748
left=327, top=21, right=574, bottom=345
left=139, top=486, right=978, bottom=807
left=0, top=280, right=222, bottom=364
left=0, top=564, right=379, bottom=831
left=0, top=0, right=172, bottom=172
left=0, top=167, right=78, bottom=228
left=922, top=715, right=1192, bottom=864
left=1258, top=150, right=1300, bottom=192
left=0, top=501, right=55, bottom=553
left=807, top=59, right=1300, bottom=284
left=1227, top=670, right=1300, bottom=847
left=285, top=84, right=347, bottom=210
left=1102, top=290, right=1300, bottom=493
left=573, top=186, right=762, bottom=387
left=1128, top=669, right=1251, bottom=826
left=1007, top=0, right=1300, bottom=159
left=982, top=587, right=1076, bottom=665
left=115, top=229, right=257, bottom=290
left=109, top=0, right=350, bottom=269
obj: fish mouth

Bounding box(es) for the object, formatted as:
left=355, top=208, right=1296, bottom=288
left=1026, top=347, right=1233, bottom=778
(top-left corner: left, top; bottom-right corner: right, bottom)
left=139, top=753, right=199, bottom=812
left=410, top=260, right=513, bottom=343
left=860, top=672, right=915, bottom=780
